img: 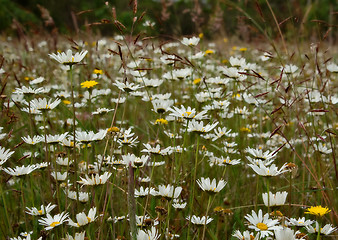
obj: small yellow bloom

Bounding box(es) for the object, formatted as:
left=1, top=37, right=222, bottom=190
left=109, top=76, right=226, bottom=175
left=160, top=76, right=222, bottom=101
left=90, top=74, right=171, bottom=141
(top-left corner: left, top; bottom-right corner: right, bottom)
left=222, top=59, right=228, bottom=64
left=81, top=80, right=98, bottom=89
left=63, top=100, right=71, bottom=105
left=193, top=78, right=201, bottom=85
left=155, top=118, right=168, bottom=125
left=93, top=69, right=103, bottom=75
left=239, top=47, right=247, bottom=52
left=232, top=46, right=238, bottom=50
left=199, top=33, right=204, bottom=39
left=223, top=38, right=228, bottom=43
left=240, top=127, right=251, bottom=133
left=305, top=206, right=331, bottom=217
left=24, top=77, right=31, bottom=81
left=204, top=49, right=214, bottom=55
left=108, top=127, right=120, bottom=133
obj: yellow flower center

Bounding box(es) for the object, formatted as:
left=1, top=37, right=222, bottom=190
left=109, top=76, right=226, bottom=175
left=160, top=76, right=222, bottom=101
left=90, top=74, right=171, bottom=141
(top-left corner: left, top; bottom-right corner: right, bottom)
left=38, top=210, right=43, bottom=214
left=50, top=221, right=60, bottom=227
left=256, top=222, right=268, bottom=230
left=87, top=217, right=91, bottom=222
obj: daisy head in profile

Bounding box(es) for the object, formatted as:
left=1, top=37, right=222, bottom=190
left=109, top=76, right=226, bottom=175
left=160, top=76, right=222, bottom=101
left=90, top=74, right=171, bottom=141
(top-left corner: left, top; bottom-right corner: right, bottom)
left=49, top=49, right=88, bottom=66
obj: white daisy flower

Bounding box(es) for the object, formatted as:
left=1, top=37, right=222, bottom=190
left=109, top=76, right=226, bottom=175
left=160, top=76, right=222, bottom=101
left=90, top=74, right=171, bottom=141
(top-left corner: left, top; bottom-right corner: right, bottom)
left=38, top=212, right=69, bottom=230
left=186, top=215, right=213, bottom=225
left=245, top=209, right=281, bottom=238
left=68, top=207, right=97, bottom=227
left=196, top=177, right=227, bottom=194
left=49, top=49, right=88, bottom=65
left=262, top=191, right=288, bottom=207
left=26, top=203, right=57, bottom=216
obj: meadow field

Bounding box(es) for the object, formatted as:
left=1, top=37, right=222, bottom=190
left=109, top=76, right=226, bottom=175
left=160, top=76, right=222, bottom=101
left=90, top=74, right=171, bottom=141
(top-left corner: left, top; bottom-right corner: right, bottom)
left=0, top=1, right=337, bottom=240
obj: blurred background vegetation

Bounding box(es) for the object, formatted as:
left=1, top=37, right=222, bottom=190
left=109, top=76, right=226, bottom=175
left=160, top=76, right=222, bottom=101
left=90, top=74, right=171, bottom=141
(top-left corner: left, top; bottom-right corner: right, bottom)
left=0, top=0, right=337, bottom=42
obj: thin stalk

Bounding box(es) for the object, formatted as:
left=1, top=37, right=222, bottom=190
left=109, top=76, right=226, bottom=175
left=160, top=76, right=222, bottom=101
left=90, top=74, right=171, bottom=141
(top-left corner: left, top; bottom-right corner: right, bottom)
left=69, top=65, right=79, bottom=207
left=201, top=195, right=212, bottom=239
left=316, top=220, right=321, bottom=240
left=128, top=164, right=137, bottom=240
left=187, top=134, right=200, bottom=240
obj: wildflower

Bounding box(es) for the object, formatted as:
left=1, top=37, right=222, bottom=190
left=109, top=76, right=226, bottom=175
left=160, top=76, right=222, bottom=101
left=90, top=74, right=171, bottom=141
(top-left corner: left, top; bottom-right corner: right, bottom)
left=29, top=98, right=61, bottom=112
left=305, top=206, right=331, bottom=217
left=154, top=118, right=168, bottom=125
left=113, top=80, right=142, bottom=92
left=153, top=184, right=182, bottom=199
left=262, top=191, right=288, bottom=207
left=282, top=64, right=298, bottom=74
left=172, top=68, right=192, bottom=80
left=46, top=133, right=68, bottom=144
left=274, top=227, right=301, bottom=240
left=172, top=199, right=187, bottom=209
left=56, top=157, right=73, bottom=166
left=232, top=230, right=258, bottom=240
left=49, top=49, right=88, bottom=65
left=151, top=99, right=174, bottom=114
left=81, top=80, right=98, bottom=88
left=186, top=215, right=213, bottom=226
left=14, top=86, right=47, bottom=95
left=187, top=120, right=218, bottom=134
left=122, top=153, right=149, bottom=168
left=51, top=172, right=67, bottom=181
left=92, top=107, right=114, bottom=115
left=248, top=161, right=288, bottom=177
left=38, top=212, right=69, bottom=230
left=78, top=172, right=112, bottom=186
left=136, top=226, right=160, bottom=240
left=135, top=186, right=156, bottom=198
left=326, top=63, right=338, bottom=73
left=26, top=203, right=57, bottom=216
left=229, top=56, right=246, bottom=68
left=245, top=209, right=281, bottom=238
left=3, top=165, right=38, bottom=177
left=169, top=105, right=208, bottom=120
left=286, top=217, right=313, bottom=227
left=68, top=207, right=97, bottom=227
left=0, top=146, right=14, bottom=166
left=93, top=68, right=103, bottom=75
left=66, top=190, right=89, bottom=202
left=305, top=221, right=337, bottom=235
left=196, top=177, right=227, bottom=194
left=65, top=231, right=86, bottom=240
left=141, top=143, right=171, bottom=156
left=245, top=147, right=276, bottom=165
left=181, top=36, right=200, bottom=46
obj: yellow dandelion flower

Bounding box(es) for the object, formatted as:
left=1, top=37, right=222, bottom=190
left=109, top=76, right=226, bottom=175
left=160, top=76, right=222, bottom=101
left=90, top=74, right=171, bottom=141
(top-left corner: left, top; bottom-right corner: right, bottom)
left=81, top=80, right=98, bottom=89
left=108, top=127, right=120, bottom=133
left=305, top=206, right=331, bottom=217
left=204, top=49, right=214, bottom=55
left=193, top=78, right=201, bottom=85
left=63, top=100, right=71, bottom=105
left=155, top=118, right=168, bottom=125
left=93, top=69, right=103, bottom=75
left=199, top=33, right=204, bottom=39
left=239, top=47, right=247, bottom=52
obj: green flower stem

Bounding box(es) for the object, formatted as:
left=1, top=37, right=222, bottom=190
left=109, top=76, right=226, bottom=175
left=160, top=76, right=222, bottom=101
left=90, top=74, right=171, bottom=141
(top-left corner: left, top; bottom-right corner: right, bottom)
left=266, top=177, right=270, bottom=214
left=187, top=134, right=200, bottom=240
left=201, top=194, right=212, bottom=239
left=0, top=181, right=11, bottom=235
left=69, top=65, right=79, bottom=207
left=128, top=164, right=137, bottom=240
left=316, top=219, right=321, bottom=240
